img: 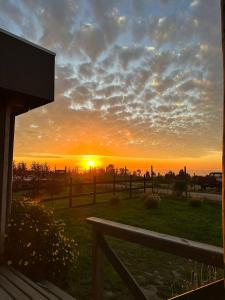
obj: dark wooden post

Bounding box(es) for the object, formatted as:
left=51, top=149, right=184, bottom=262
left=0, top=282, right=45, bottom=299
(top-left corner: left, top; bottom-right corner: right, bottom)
left=69, top=177, right=73, bottom=208
left=92, top=230, right=103, bottom=300
left=143, top=175, right=146, bottom=193
left=129, top=175, right=132, bottom=198
left=184, top=166, right=188, bottom=198
left=221, top=0, right=225, bottom=283
left=0, top=104, right=15, bottom=255
left=113, top=173, right=116, bottom=196
left=193, top=173, right=196, bottom=192
left=151, top=165, right=154, bottom=193
left=93, top=176, right=96, bottom=204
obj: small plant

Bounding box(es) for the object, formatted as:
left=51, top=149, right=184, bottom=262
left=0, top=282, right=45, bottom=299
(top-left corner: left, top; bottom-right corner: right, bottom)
left=173, top=180, right=187, bottom=197
left=144, top=192, right=161, bottom=209
left=109, top=195, right=120, bottom=205
left=4, top=199, right=78, bottom=282
left=189, top=198, right=203, bottom=207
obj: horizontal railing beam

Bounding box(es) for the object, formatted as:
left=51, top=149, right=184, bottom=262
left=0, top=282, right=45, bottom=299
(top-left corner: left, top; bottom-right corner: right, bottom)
left=87, top=217, right=223, bottom=268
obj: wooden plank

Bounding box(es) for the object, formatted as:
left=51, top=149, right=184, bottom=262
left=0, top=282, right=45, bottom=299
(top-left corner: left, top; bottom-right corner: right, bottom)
left=0, top=286, right=13, bottom=300
left=9, top=267, right=60, bottom=300
left=87, top=217, right=223, bottom=268
left=0, top=267, right=51, bottom=300
left=99, top=235, right=147, bottom=300
left=169, top=279, right=225, bottom=299
left=0, top=272, right=30, bottom=299
left=39, top=281, right=76, bottom=300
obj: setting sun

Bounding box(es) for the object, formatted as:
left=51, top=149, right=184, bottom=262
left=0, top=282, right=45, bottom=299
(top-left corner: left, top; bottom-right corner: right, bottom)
left=87, top=160, right=95, bottom=167
left=80, top=155, right=102, bottom=170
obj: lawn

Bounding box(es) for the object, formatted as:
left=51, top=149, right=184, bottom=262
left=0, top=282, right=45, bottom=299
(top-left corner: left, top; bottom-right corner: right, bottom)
left=47, top=192, right=222, bottom=300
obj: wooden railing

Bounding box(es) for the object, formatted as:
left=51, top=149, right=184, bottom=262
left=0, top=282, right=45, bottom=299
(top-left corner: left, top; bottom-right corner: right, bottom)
left=87, top=217, right=224, bottom=300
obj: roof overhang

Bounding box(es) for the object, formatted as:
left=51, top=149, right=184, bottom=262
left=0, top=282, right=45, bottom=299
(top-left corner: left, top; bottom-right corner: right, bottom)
left=0, top=28, right=55, bottom=115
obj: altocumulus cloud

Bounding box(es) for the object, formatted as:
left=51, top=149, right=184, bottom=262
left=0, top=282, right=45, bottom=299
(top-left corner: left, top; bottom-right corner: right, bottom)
left=0, top=0, right=222, bottom=159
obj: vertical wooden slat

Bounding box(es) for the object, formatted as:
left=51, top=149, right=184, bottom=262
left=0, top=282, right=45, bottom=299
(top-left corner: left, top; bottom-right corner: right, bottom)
left=92, top=231, right=103, bottom=300
left=221, top=0, right=225, bottom=283
left=151, top=165, right=154, bottom=193
left=69, top=177, right=72, bottom=208
left=93, top=176, right=96, bottom=204
left=129, top=175, right=132, bottom=198
left=143, top=175, right=146, bottom=193
left=113, top=173, right=116, bottom=196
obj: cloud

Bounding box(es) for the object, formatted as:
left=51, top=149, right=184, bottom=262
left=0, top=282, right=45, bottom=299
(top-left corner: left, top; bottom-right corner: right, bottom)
left=0, top=0, right=222, bottom=160
left=75, top=23, right=106, bottom=61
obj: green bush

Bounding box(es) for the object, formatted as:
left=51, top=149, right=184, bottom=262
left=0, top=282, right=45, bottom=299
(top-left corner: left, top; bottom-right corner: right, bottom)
left=189, top=198, right=202, bottom=207
left=144, top=192, right=161, bottom=209
left=4, top=199, right=78, bottom=282
left=173, top=180, right=187, bottom=197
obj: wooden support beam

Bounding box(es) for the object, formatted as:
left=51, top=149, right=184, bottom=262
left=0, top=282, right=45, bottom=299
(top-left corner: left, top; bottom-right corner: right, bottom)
left=99, top=235, right=147, bottom=300
left=0, top=104, right=15, bottom=255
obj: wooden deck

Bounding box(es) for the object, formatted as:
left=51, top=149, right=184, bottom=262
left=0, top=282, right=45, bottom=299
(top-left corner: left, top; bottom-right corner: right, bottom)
left=0, top=266, right=76, bottom=300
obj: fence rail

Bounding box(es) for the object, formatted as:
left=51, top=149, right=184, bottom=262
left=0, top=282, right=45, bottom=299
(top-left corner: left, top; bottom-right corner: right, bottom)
left=87, top=217, right=224, bottom=300
left=36, top=175, right=153, bottom=208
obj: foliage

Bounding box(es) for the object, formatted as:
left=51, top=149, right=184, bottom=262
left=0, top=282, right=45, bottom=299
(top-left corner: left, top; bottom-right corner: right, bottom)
left=173, top=180, right=187, bottom=197
left=189, top=198, right=203, bottom=208
left=109, top=195, right=120, bottom=205
left=144, top=192, right=161, bottom=209
left=4, top=199, right=78, bottom=282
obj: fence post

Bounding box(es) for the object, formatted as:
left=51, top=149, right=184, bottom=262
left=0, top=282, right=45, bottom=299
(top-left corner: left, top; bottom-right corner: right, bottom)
left=184, top=166, right=188, bottom=198
left=129, top=175, right=132, bottom=198
left=193, top=173, right=196, bottom=192
left=93, top=175, right=96, bottom=204
left=143, top=175, right=146, bottom=193
left=113, top=173, right=116, bottom=196
left=69, top=177, right=72, bottom=208
left=151, top=165, right=154, bottom=193
left=92, top=230, right=103, bottom=300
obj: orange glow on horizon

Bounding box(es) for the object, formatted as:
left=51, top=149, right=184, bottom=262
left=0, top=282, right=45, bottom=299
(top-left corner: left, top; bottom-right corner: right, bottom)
left=13, top=151, right=222, bottom=175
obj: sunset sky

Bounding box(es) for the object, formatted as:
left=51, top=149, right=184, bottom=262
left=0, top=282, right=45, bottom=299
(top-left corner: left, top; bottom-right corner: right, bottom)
left=0, top=0, right=223, bottom=174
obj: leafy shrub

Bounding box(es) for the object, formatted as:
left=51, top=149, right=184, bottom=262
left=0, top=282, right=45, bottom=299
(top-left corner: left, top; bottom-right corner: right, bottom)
left=4, top=199, right=78, bottom=282
left=173, top=180, right=187, bottom=197
left=144, top=192, right=161, bottom=209
left=189, top=198, right=202, bottom=207
left=110, top=195, right=120, bottom=205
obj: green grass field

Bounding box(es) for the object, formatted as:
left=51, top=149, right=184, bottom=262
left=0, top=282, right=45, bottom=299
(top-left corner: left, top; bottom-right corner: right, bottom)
left=44, top=192, right=222, bottom=299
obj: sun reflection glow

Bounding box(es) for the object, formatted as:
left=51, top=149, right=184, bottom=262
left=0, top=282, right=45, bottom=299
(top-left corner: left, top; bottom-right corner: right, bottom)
left=80, top=156, right=102, bottom=169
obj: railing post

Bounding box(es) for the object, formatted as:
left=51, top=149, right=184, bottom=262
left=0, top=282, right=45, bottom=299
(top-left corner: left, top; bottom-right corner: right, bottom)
left=93, top=175, right=96, bottom=204
left=92, top=230, right=103, bottom=300
left=143, top=175, right=146, bottom=193
left=69, top=177, right=72, bottom=208
left=129, top=175, right=132, bottom=198
left=113, top=173, right=116, bottom=196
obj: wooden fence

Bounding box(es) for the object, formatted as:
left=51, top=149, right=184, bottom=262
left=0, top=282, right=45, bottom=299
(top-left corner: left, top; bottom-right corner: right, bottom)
left=87, top=217, right=224, bottom=300
left=43, top=175, right=152, bottom=209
